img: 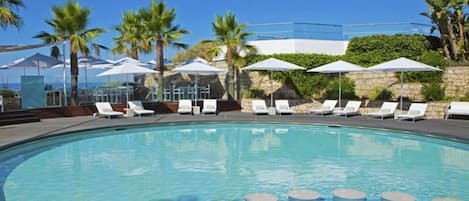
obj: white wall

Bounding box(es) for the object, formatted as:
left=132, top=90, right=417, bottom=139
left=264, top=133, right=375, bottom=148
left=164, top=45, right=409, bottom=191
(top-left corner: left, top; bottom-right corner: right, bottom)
left=247, top=39, right=349, bottom=55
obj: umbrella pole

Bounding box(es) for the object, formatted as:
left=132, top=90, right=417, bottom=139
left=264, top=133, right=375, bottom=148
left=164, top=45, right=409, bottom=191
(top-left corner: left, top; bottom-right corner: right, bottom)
left=195, top=74, right=198, bottom=106
left=37, top=60, right=40, bottom=75
left=63, top=41, right=67, bottom=106
left=339, top=72, right=342, bottom=109
left=271, top=71, right=273, bottom=107
left=400, top=71, right=403, bottom=113
left=126, top=74, right=129, bottom=108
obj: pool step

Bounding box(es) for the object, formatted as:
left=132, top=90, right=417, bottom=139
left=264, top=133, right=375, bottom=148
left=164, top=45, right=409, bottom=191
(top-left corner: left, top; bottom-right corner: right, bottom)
left=0, top=110, right=40, bottom=126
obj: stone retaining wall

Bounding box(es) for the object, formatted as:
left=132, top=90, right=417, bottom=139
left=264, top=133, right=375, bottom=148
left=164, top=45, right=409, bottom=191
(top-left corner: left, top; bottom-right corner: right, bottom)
left=443, top=66, right=469, bottom=98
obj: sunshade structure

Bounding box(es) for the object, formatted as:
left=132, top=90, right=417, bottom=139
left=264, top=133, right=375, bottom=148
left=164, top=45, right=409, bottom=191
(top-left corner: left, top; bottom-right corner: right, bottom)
left=147, top=58, right=173, bottom=66
left=241, top=58, right=306, bottom=107
left=97, top=62, right=158, bottom=104
left=113, top=57, right=148, bottom=67
left=171, top=61, right=224, bottom=105
left=367, top=57, right=442, bottom=111
left=5, top=53, right=63, bottom=75
left=307, top=60, right=365, bottom=108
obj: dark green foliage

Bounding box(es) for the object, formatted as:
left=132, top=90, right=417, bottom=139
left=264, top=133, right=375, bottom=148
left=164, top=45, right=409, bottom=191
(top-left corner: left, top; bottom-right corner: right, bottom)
left=370, top=87, right=393, bottom=101
left=422, top=82, right=445, bottom=101
left=243, top=88, right=266, bottom=99
left=323, top=77, right=358, bottom=99
left=344, top=34, right=431, bottom=67
left=0, top=89, right=15, bottom=98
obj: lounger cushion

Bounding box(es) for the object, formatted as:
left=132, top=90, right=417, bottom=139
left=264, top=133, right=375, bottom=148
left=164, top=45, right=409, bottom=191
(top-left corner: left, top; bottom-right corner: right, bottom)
left=133, top=106, right=144, bottom=111
left=278, top=105, right=289, bottom=110
left=379, top=108, right=391, bottom=113
left=180, top=105, right=191, bottom=110
left=320, top=105, right=330, bottom=110
left=102, top=108, right=113, bottom=113
left=255, top=105, right=266, bottom=110
left=205, top=105, right=215, bottom=110
left=408, top=110, right=420, bottom=115
left=345, top=107, right=355, bottom=112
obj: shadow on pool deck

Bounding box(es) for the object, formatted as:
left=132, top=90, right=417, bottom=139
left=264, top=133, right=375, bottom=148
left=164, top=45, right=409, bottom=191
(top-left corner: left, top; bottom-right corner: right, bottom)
left=0, top=111, right=468, bottom=150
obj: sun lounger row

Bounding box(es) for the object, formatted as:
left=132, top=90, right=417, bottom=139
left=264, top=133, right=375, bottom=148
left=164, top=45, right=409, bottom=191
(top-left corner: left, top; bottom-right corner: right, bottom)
left=95, top=101, right=155, bottom=119
left=178, top=99, right=218, bottom=115
left=251, top=99, right=429, bottom=121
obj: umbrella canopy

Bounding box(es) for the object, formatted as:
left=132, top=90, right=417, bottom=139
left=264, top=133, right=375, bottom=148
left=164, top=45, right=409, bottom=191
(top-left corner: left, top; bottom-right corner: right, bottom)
left=367, top=57, right=442, bottom=72
left=113, top=57, right=148, bottom=67
left=183, top=57, right=209, bottom=64
left=367, top=57, right=442, bottom=112
left=242, top=58, right=305, bottom=71
left=97, top=62, right=158, bottom=105
left=171, top=62, right=224, bottom=105
left=172, top=62, right=224, bottom=75
left=241, top=58, right=306, bottom=107
left=307, top=60, right=365, bottom=107
left=6, top=53, right=63, bottom=75
left=97, top=62, right=157, bottom=77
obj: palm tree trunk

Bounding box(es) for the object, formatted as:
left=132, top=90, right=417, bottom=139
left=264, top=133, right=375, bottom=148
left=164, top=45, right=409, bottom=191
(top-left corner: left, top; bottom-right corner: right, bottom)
left=226, top=47, right=234, bottom=101
left=446, top=17, right=460, bottom=60
left=456, top=9, right=466, bottom=61
left=70, top=51, right=79, bottom=105
left=130, top=43, right=139, bottom=60
left=441, top=34, right=453, bottom=59
left=156, top=39, right=164, bottom=102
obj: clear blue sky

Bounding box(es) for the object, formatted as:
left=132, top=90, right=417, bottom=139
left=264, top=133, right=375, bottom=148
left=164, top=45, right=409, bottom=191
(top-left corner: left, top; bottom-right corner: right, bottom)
left=0, top=0, right=431, bottom=66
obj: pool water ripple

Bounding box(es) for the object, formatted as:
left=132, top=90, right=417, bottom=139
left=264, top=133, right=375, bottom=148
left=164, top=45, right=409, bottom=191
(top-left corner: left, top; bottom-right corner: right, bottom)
left=0, top=123, right=468, bottom=201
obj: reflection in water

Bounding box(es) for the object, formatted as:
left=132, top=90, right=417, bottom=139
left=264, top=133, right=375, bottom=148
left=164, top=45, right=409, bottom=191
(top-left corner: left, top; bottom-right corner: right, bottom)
left=0, top=124, right=468, bottom=201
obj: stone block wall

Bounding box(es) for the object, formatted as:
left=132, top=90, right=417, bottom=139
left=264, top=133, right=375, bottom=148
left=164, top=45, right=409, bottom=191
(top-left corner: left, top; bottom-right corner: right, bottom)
left=443, top=66, right=469, bottom=98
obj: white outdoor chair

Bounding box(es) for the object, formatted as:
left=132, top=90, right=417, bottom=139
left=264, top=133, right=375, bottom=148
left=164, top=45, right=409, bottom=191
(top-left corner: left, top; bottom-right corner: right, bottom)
left=333, top=100, right=362, bottom=117
left=252, top=100, right=269, bottom=115
left=309, top=100, right=337, bottom=116
left=95, top=102, right=123, bottom=119
left=128, top=101, right=154, bottom=117
left=202, top=99, right=217, bottom=114
left=368, top=102, right=398, bottom=120
left=397, top=103, right=428, bottom=122
left=275, top=100, right=294, bottom=115
left=177, top=99, right=192, bottom=114
left=445, top=101, right=469, bottom=120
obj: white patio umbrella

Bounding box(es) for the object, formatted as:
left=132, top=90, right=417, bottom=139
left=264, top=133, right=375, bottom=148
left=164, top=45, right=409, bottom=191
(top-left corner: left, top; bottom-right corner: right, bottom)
left=147, top=58, right=173, bottom=66
left=367, top=57, right=442, bottom=111
left=307, top=60, right=365, bottom=108
left=171, top=61, right=224, bottom=106
left=6, top=53, right=63, bottom=75
left=97, top=62, right=158, bottom=104
left=113, top=57, right=149, bottom=67
left=241, top=58, right=306, bottom=107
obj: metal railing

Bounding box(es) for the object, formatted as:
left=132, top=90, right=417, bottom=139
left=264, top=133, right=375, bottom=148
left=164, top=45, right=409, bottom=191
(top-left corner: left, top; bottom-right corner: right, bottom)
left=247, top=22, right=436, bottom=41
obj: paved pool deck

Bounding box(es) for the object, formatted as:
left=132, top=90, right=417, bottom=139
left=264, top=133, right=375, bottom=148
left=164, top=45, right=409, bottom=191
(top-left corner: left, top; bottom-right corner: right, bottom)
left=0, top=112, right=468, bottom=150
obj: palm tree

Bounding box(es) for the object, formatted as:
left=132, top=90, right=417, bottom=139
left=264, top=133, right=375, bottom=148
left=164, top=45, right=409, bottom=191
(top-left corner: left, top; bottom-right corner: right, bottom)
left=139, top=1, right=189, bottom=102
left=112, top=11, right=151, bottom=60
left=34, top=1, right=106, bottom=105
left=422, top=0, right=453, bottom=60
left=0, top=0, right=25, bottom=29
left=205, top=12, right=256, bottom=100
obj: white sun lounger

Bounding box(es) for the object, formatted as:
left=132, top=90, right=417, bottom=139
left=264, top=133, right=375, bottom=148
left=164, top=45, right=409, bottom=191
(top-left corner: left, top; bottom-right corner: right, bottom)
left=275, top=100, right=294, bottom=115
left=445, top=101, right=469, bottom=119
left=397, top=103, right=428, bottom=122
left=252, top=100, right=269, bottom=115
left=95, top=102, right=123, bottom=119
left=202, top=99, right=217, bottom=114
left=368, top=102, right=398, bottom=120
left=309, top=100, right=337, bottom=116
left=128, top=101, right=154, bottom=117
left=177, top=99, right=192, bottom=114
left=333, top=100, right=362, bottom=117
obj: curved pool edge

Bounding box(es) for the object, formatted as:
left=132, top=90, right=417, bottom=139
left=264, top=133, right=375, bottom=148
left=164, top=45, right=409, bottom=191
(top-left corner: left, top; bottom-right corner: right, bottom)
left=1, top=116, right=468, bottom=152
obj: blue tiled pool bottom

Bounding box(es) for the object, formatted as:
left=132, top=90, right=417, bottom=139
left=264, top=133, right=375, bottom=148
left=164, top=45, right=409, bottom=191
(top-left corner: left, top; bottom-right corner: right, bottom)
left=0, top=123, right=468, bottom=201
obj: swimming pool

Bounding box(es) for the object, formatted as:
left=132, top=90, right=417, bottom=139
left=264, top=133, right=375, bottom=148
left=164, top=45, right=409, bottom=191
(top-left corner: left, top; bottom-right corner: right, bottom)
left=0, top=123, right=468, bottom=201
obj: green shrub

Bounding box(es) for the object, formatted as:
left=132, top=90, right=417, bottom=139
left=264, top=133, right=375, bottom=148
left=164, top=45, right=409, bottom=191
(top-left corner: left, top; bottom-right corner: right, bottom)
left=344, top=34, right=432, bottom=67
left=0, top=89, right=15, bottom=98
left=323, top=77, right=358, bottom=99
left=370, top=87, right=393, bottom=101
left=243, top=88, right=266, bottom=99
left=422, top=82, right=445, bottom=101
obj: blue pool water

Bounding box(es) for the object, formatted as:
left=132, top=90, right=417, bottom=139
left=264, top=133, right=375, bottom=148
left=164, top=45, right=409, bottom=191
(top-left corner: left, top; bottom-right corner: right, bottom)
left=0, top=123, right=468, bottom=201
